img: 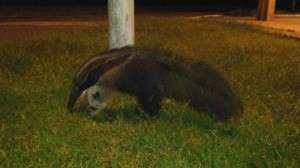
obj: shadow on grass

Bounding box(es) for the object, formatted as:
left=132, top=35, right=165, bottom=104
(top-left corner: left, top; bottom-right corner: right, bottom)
left=91, top=107, right=145, bottom=123
left=0, top=85, right=26, bottom=114
left=81, top=102, right=241, bottom=139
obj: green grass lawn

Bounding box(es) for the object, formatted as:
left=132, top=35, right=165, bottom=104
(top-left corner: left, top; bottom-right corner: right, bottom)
left=0, top=17, right=299, bottom=167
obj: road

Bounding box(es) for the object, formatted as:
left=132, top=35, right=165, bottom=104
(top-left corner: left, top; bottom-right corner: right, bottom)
left=1, top=13, right=299, bottom=39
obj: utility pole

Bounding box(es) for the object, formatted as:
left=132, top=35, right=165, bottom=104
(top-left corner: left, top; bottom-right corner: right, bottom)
left=82, top=0, right=135, bottom=113
left=257, top=0, right=276, bottom=21
left=108, top=0, right=135, bottom=49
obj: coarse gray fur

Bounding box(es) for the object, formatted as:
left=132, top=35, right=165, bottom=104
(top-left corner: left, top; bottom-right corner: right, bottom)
left=67, top=47, right=242, bottom=120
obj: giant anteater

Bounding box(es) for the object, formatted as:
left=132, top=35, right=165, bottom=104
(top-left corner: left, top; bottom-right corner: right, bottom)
left=67, top=47, right=242, bottom=120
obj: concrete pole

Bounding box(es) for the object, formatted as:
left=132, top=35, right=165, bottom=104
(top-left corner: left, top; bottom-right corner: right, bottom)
left=108, top=0, right=135, bottom=49
left=257, top=0, right=276, bottom=21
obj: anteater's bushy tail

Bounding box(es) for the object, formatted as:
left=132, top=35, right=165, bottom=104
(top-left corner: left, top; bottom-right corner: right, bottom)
left=185, top=62, right=243, bottom=120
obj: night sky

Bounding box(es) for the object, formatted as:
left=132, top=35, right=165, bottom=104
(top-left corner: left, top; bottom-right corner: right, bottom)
left=0, top=0, right=298, bottom=11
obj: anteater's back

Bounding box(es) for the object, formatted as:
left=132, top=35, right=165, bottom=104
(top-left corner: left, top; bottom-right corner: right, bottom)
left=100, top=48, right=242, bottom=120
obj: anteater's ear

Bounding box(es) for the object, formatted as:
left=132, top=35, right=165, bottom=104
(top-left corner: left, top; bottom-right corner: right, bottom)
left=67, top=47, right=134, bottom=112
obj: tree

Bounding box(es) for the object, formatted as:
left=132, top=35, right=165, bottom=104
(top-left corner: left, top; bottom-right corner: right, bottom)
left=257, top=0, right=276, bottom=21
left=292, top=0, right=296, bottom=12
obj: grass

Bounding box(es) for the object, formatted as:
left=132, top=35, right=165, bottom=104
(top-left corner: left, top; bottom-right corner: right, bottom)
left=0, top=17, right=299, bottom=167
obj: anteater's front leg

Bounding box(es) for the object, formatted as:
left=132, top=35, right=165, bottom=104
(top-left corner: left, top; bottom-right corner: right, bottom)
left=137, top=91, right=162, bottom=119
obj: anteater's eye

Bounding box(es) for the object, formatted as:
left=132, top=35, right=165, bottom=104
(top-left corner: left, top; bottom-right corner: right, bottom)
left=93, top=92, right=101, bottom=99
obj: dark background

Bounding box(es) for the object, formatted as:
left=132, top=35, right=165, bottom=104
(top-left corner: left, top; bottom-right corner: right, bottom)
left=0, top=0, right=299, bottom=11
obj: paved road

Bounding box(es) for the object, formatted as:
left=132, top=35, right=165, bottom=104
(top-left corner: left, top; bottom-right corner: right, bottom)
left=189, top=14, right=300, bottom=39
left=1, top=14, right=299, bottom=39
left=237, top=15, right=300, bottom=39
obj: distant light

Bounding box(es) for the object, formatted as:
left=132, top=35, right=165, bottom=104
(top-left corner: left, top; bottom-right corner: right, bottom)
left=189, top=15, right=223, bottom=19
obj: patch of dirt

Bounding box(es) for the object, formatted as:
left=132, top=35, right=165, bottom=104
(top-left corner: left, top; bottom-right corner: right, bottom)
left=0, top=21, right=102, bottom=26
left=0, top=26, right=93, bottom=41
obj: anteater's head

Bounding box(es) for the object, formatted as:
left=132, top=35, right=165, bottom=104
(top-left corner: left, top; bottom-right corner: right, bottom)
left=79, top=85, right=111, bottom=116
left=67, top=47, right=134, bottom=112
left=67, top=69, right=112, bottom=115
